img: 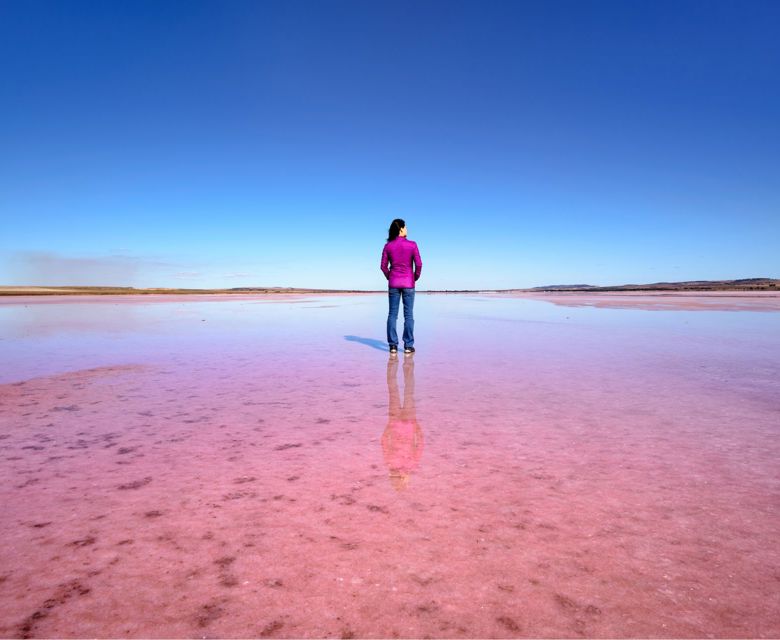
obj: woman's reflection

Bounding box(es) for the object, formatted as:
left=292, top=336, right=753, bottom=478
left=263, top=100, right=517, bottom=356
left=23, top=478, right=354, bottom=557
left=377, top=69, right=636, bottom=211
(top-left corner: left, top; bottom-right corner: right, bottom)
left=382, top=354, right=424, bottom=491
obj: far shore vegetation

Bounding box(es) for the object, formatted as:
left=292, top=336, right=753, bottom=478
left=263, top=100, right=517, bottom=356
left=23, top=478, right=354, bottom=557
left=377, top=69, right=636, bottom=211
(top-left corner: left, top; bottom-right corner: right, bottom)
left=0, top=279, right=777, bottom=296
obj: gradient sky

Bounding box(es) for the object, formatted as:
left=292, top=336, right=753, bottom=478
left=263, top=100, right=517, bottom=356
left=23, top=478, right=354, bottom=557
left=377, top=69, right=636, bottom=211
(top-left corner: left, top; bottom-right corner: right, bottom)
left=1, top=0, right=778, bottom=290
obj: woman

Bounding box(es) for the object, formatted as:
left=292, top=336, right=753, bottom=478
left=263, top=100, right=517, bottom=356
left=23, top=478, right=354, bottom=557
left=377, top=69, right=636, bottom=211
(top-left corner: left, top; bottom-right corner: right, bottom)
left=380, top=218, right=422, bottom=354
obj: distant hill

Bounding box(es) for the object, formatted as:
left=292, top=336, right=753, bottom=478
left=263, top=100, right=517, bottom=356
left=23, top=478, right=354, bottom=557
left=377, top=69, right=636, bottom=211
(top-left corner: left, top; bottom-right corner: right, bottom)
left=529, top=278, right=779, bottom=292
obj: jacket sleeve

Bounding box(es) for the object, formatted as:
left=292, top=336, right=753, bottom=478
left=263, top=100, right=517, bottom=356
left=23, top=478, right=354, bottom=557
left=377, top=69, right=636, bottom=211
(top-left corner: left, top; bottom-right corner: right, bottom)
left=413, top=243, right=422, bottom=281
left=380, top=245, right=391, bottom=280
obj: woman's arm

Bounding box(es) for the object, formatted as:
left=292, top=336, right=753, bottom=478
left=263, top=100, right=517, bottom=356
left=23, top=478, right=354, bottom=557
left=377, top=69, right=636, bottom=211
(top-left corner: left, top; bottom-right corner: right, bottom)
left=380, top=245, right=391, bottom=280
left=413, top=243, right=422, bottom=281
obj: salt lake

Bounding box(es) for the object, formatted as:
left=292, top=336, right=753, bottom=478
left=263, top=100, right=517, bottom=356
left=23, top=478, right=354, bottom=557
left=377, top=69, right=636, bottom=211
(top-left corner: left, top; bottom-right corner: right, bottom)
left=1, top=292, right=778, bottom=638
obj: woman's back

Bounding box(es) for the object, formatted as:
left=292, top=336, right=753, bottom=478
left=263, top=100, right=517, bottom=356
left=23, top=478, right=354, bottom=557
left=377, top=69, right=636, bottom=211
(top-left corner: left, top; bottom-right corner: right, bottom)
left=381, top=237, right=422, bottom=289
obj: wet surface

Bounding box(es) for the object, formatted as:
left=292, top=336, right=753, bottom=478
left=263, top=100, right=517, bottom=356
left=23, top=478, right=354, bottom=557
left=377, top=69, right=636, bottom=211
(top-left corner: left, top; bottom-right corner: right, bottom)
left=1, top=293, right=779, bottom=638
left=508, top=291, right=780, bottom=312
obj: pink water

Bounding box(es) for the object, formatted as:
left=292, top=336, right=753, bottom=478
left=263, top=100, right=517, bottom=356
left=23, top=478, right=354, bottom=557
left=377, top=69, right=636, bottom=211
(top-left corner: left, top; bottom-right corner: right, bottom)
left=1, top=293, right=779, bottom=638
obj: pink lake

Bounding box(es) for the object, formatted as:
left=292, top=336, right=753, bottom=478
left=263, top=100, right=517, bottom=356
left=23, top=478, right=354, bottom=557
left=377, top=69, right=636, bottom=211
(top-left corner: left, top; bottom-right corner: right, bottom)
left=1, top=292, right=779, bottom=638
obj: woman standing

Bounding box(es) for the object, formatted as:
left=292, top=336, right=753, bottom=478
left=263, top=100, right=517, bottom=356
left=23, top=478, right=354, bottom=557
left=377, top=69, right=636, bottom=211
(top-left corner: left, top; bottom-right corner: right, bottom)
left=380, top=218, right=422, bottom=354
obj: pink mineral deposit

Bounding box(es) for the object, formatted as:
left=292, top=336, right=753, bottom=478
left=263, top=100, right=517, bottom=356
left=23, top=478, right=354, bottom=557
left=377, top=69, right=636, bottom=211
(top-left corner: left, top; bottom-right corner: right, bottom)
left=1, top=292, right=779, bottom=638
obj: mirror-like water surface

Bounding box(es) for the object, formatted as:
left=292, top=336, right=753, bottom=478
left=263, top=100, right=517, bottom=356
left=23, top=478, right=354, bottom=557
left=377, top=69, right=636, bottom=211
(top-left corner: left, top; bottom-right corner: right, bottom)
left=1, top=293, right=778, bottom=638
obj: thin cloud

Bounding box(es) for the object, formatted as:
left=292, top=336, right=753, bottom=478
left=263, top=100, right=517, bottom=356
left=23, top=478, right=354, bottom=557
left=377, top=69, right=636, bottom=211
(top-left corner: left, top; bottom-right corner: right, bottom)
left=5, top=251, right=176, bottom=286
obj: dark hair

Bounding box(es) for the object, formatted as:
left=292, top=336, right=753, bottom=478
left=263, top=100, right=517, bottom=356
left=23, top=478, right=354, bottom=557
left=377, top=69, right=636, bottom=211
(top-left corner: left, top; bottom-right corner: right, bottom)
left=387, top=218, right=406, bottom=242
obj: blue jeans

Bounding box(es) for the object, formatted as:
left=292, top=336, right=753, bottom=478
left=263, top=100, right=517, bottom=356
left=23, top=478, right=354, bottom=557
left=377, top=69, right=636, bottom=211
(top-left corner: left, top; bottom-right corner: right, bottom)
left=387, top=287, right=415, bottom=348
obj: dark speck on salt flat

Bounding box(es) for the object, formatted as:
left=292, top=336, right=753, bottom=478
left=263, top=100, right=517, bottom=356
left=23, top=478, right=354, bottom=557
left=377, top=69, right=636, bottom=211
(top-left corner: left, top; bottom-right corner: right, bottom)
left=68, top=536, right=96, bottom=547
left=497, top=616, right=522, bottom=632
left=222, top=490, right=256, bottom=500
left=117, top=476, right=152, bottom=490
left=214, top=556, right=236, bottom=568
left=196, top=601, right=225, bottom=628
left=554, top=593, right=579, bottom=610
left=218, top=576, right=237, bottom=588
left=259, top=620, right=284, bottom=637
left=274, top=443, right=302, bottom=451
left=415, top=601, right=440, bottom=614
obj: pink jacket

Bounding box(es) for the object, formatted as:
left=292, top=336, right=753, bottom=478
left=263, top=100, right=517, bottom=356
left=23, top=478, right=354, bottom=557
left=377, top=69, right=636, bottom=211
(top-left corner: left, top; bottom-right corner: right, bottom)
left=381, top=238, right=422, bottom=288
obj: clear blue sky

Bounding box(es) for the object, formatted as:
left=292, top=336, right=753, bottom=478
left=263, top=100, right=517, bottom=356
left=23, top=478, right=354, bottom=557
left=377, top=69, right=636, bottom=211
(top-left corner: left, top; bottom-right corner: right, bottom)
left=1, top=0, right=778, bottom=290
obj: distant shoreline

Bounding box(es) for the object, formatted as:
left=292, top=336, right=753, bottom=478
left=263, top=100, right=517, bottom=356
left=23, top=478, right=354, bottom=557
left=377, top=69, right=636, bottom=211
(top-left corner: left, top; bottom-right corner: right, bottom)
left=0, top=279, right=777, bottom=296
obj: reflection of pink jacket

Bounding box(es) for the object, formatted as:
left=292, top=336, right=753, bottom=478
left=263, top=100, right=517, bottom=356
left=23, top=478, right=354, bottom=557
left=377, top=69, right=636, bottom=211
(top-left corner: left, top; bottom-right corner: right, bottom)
left=382, top=419, right=424, bottom=473
left=381, top=238, right=422, bottom=288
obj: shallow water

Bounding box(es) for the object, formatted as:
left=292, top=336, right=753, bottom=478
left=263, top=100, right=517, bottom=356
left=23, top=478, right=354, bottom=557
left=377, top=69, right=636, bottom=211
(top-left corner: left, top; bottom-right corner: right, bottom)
left=1, top=293, right=779, bottom=638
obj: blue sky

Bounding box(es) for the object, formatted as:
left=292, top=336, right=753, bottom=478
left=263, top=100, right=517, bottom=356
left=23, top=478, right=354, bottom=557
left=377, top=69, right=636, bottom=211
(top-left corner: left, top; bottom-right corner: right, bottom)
left=1, top=0, right=778, bottom=290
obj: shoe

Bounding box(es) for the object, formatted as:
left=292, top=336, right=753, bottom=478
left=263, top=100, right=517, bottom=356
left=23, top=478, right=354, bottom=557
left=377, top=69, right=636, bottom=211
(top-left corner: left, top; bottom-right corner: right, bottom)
left=404, top=346, right=415, bottom=354
left=389, top=345, right=398, bottom=354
